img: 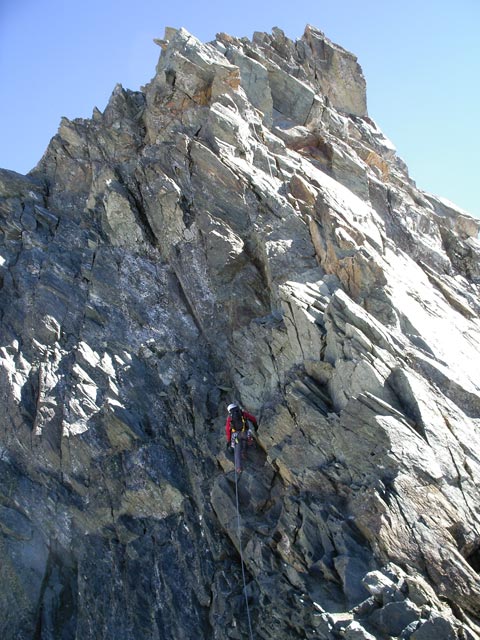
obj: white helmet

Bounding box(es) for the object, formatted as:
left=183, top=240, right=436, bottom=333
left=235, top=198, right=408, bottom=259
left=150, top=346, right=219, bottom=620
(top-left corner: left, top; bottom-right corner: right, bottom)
left=227, top=403, right=238, bottom=412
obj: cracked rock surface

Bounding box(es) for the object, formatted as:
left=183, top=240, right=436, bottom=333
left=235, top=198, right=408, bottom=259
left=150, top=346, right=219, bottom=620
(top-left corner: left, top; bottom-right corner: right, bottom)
left=1, top=24, right=480, bottom=640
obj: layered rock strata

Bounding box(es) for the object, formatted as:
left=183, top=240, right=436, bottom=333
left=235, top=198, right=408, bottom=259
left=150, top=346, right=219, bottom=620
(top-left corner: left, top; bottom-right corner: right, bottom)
left=1, top=25, right=480, bottom=640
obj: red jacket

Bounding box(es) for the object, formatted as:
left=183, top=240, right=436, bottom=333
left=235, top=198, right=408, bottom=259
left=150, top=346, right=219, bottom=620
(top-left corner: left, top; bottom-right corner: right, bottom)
left=225, top=410, right=257, bottom=443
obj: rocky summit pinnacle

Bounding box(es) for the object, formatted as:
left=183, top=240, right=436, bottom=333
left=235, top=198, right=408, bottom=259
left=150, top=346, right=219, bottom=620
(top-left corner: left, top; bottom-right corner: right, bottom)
left=1, top=24, right=480, bottom=640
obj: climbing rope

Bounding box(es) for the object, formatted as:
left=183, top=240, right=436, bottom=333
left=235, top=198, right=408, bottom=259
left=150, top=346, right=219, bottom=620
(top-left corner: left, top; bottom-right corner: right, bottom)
left=234, top=465, right=255, bottom=640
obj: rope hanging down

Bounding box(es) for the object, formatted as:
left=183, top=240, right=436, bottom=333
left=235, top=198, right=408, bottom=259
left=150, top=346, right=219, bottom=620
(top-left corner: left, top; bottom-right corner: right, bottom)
left=234, top=466, right=255, bottom=640
left=231, top=122, right=278, bottom=640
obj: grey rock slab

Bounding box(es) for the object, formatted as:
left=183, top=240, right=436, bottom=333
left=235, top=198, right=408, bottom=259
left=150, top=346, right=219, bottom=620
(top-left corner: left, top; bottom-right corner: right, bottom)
left=368, top=600, right=422, bottom=637
left=267, top=64, right=316, bottom=124
left=224, top=46, right=273, bottom=123
left=333, top=554, right=372, bottom=608
left=342, top=620, right=377, bottom=640
left=301, top=25, right=367, bottom=117
left=410, top=616, right=459, bottom=640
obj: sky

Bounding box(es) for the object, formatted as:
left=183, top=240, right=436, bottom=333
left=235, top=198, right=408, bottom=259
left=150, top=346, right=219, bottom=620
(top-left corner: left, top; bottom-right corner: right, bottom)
left=1, top=0, right=479, bottom=217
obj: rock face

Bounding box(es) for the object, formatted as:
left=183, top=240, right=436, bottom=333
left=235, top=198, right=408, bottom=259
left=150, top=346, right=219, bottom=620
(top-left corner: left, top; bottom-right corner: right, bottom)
left=1, top=24, right=480, bottom=640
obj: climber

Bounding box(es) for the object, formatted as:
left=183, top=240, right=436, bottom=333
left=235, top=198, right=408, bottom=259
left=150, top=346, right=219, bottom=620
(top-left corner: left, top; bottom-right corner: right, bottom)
left=225, top=403, right=258, bottom=473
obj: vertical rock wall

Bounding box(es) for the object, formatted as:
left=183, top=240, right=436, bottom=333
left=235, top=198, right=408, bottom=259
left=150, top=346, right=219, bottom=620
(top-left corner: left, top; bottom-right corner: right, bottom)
left=0, top=25, right=480, bottom=640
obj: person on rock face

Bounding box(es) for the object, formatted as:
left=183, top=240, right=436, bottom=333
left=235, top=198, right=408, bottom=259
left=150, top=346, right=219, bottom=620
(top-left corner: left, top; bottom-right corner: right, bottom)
left=225, top=403, right=258, bottom=473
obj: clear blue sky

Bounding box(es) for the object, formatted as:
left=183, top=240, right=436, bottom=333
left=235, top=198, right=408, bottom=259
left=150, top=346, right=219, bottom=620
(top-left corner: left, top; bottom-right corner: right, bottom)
left=1, top=0, right=479, bottom=217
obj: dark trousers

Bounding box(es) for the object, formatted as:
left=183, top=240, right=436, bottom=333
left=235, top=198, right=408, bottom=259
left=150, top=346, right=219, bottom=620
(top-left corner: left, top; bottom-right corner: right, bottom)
left=233, top=431, right=248, bottom=472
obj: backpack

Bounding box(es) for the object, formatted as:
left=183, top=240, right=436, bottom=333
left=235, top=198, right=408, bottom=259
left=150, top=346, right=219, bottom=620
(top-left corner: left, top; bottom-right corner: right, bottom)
left=230, top=406, right=246, bottom=432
